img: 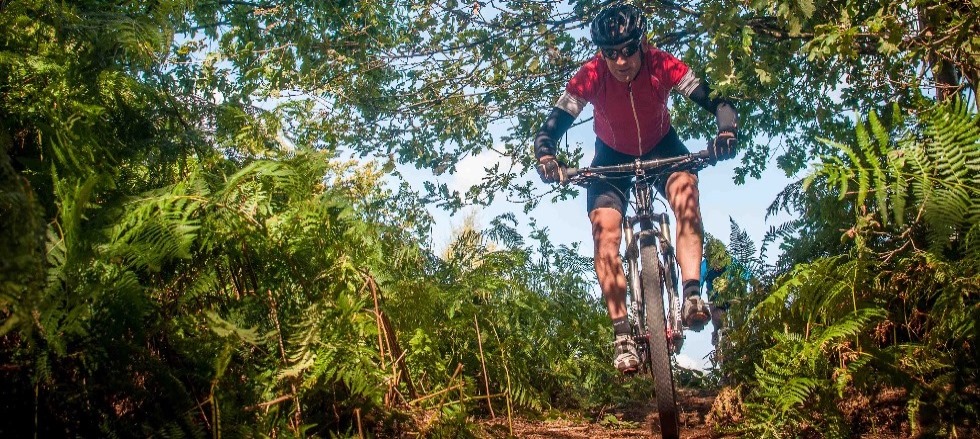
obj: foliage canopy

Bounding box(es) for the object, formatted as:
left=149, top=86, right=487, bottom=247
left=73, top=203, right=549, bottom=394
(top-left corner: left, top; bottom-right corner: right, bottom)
left=2, top=0, right=978, bottom=437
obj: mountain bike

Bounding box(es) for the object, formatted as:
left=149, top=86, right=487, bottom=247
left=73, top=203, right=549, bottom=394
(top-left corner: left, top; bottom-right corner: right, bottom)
left=566, top=150, right=710, bottom=439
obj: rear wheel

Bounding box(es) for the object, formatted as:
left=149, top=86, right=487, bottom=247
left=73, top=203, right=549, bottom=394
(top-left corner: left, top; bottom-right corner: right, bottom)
left=639, top=237, right=680, bottom=438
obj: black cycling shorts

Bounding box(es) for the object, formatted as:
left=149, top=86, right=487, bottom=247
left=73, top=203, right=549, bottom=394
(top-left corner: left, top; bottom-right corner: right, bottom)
left=586, top=127, right=693, bottom=214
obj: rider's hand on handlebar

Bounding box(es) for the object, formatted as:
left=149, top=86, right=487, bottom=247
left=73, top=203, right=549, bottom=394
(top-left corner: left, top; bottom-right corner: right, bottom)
left=536, top=155, right=568, bottom=184
left=708, top=131, right=737, bottom=163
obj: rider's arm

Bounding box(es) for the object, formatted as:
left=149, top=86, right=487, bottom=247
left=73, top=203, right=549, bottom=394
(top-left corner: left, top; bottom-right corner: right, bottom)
left=673, top=72, right=738, bottom=134
left=534, top=92, right=585, bottom=159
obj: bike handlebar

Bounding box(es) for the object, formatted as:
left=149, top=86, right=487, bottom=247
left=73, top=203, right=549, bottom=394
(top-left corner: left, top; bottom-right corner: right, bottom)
left=564, top=150, right=711, bottom=183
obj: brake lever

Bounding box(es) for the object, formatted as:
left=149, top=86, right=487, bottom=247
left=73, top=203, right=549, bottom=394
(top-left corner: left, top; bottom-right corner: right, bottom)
left=564, top=169, right=600, bottom=187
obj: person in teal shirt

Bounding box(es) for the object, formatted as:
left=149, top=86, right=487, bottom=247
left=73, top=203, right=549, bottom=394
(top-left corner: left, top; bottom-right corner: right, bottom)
left=701, top=257, right=728, bottom=348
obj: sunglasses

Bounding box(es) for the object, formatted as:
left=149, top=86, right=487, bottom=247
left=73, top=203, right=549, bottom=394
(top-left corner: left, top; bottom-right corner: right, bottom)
left=600, top=40, right=641, bottom=59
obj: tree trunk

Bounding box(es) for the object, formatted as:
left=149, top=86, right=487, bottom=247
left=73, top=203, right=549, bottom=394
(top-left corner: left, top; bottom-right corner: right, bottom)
left=917, top=1, right=979, bottom=104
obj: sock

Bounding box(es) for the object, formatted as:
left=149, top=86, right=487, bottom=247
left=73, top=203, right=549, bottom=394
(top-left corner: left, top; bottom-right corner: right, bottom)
left=683, top=279, right=701, bottom=298
left=612, top=317, right=631, bottom=336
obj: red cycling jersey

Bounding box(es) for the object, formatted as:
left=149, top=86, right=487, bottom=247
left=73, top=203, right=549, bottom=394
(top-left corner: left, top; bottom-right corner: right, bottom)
left=559, top=46, right=693, bottom=156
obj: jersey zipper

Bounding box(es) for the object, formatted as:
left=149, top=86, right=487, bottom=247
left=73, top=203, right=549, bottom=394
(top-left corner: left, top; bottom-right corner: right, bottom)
left=627, top=81, right=643, bottom=155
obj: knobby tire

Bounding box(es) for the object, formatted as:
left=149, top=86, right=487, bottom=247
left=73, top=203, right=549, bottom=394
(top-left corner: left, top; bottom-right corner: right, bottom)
left=639, top=238, right=680, bottom=439
left=662, top=251, right=682, bottom=354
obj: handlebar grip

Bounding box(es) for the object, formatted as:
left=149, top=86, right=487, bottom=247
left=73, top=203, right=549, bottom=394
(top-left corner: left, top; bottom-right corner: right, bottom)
left=564, top=167, right=580, bottom=179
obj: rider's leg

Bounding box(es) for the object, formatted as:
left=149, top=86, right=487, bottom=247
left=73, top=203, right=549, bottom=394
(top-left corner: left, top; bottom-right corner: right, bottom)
left=590, top=207, right=638, bottom=372
left=587, top=138, right=641, bottom=372
left=665, top=170, right=702, bottom=283
left=590, top=207, right=628, bottom=320
left=666, top=171, right=710, bottom=330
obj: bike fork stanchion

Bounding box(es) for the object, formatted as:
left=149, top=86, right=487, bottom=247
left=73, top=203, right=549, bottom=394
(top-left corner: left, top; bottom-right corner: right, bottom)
left=657, top=213, right=686, bottom=354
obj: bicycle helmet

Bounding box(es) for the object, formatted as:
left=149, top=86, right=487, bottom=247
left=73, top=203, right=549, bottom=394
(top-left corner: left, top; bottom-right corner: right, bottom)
left=590, top=4, right=647, bottom=47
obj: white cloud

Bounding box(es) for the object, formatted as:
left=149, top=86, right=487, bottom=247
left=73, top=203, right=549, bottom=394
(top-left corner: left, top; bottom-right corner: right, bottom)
left=448, top=151, right=511, bottom=195
left=675, top=353, right=703, bottom=371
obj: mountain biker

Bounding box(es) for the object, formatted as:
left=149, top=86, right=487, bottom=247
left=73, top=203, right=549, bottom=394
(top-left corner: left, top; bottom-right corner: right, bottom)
left=533, top=4, right=739, bottom=373
left=701, top=257, right=729, bottom=346
left=702, top=235, right=754, bottom=350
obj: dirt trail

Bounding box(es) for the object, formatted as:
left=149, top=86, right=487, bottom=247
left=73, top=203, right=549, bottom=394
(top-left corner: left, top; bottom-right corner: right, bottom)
left=482, top=388, right=722, bottom=438
left=479, top=386, right=929, bottom=438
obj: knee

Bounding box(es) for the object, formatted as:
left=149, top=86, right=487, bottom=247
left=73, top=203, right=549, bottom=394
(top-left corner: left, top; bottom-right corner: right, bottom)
left=668, top=172, right=699, bottom=199
left=667, top=171, right=699, bottom=194
left=666, top=172, right=701, bottom=221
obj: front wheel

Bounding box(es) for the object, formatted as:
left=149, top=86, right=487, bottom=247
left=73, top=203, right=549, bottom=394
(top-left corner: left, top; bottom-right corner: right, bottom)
left=639, top=238, right=680, bottom=438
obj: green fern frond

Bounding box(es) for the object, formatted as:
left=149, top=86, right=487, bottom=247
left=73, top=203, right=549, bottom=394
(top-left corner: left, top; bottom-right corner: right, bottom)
left=838, top=136, right=869, bottom=205
left=834, top=351, right=875, bottom=396
left=44, top=227, right=68, bottom=288
left=207, top=312, right=265, bottom=345
left=750, top=274, right=795, bottom=321
left=107, top=189, right=202, bottom=270
left=921, top=99, right=980, bottom=252
left=817, top=308, right=884, bottom=344
left=887, top=147, right=909, bottom=227
left=766, top=179, right=805, bottom=220
left=865, top=112, right=891, bottom=225
left=221, top=160, right=300, bottom=199
left=761, top=218, right=805, bottom=273
left=729, top=218, right=764, bottom=275
left=777, top=377, right=819, bottom=412
left=924, top=98, right=980, bottom=180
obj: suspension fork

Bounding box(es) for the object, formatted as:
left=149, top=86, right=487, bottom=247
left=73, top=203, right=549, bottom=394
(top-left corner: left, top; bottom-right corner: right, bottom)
left=628, top=180, right=658, bottom=326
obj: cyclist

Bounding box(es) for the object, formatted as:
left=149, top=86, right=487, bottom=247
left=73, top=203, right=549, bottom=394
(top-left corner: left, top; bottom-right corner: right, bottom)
left=534, top=4, right=739, bottom=373
left=703, top=236, right=756, bottom=348
left=701, top=235, right=731, bottom=349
